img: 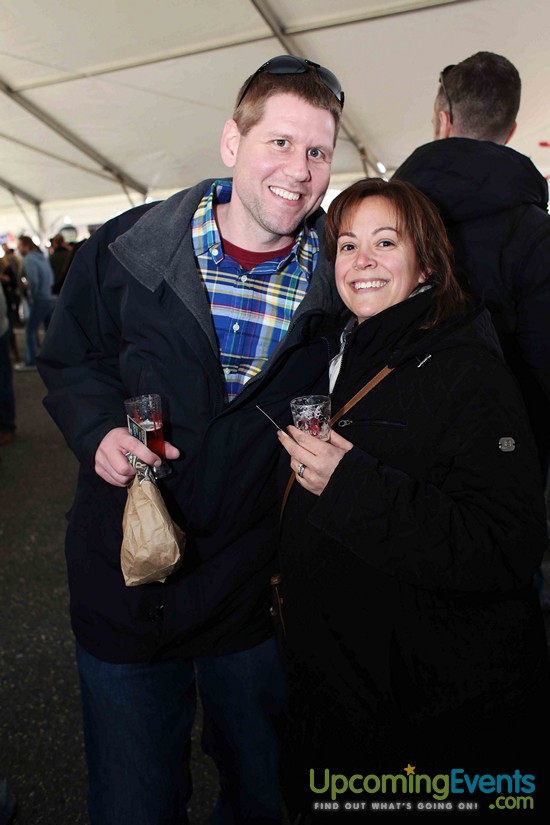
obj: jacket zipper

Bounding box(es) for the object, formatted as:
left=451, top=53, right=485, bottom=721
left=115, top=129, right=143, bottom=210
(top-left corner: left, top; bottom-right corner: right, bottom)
left=336, top=419, right=406, bottom=429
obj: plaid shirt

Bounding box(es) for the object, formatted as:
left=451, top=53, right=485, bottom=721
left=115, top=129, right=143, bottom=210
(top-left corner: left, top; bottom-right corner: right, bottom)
left=192, top=180, right=319, bottom=402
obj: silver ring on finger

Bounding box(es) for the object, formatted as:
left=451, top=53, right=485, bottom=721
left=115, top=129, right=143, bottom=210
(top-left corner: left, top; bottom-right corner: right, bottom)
left=298, top=463, right=306, bottom=478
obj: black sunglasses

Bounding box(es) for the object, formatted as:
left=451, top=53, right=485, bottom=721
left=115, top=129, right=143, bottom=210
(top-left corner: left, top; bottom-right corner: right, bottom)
left=439, top=64, right=456, bottom=124
left=236, top=54, right=345, bottom=109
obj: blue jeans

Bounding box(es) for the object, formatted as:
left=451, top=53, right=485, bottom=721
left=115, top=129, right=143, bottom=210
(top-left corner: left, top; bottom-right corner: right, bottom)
left=76, top=637, right=287, bottom=825
left=24, top=298, right=56, bottom=366
left=0, top=330, right=15, bottom=433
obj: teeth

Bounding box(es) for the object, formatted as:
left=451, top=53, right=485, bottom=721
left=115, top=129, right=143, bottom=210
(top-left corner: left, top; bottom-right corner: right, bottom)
left=353, top=280, right=387, bottom=289
left=270, top=187, right=300, bottom=201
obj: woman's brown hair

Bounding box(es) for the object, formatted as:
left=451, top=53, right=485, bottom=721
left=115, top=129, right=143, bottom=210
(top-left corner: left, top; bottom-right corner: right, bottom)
left=325, top=177, right=470, bottom=327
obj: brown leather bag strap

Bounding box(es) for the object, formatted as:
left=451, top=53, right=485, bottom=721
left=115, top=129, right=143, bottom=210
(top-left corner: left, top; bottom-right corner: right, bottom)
left=330, top=365, right=394, bottom=421
left=279, top=365, right=394, bottom=520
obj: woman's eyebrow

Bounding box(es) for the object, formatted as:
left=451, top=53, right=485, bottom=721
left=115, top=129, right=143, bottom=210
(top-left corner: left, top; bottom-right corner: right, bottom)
left=338, top=226, right=398, bottom=239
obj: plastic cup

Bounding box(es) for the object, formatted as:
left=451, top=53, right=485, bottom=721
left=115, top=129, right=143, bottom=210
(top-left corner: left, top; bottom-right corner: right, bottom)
left=290, top=395, right=331, bottom=441
left=124, top=393, right=171, bottom=478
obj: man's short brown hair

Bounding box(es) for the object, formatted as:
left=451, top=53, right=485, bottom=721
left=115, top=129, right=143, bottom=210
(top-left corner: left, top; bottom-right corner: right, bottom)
left=18, top=235, right=35, bottom=251
left=233, top=63, right=342, bottom=142
left=436, top=52, right=521, bottom=143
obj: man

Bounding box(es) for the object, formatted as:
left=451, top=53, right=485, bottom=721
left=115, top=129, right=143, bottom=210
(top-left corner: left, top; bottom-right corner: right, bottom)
left=48, top=232, right=73, bottom=294
left=37, top=56, right=344, bottom=824
left=15, top=236, right=56, bottom=371
left=0, top=245, right=21, bottom=361
left=394, top=52, right=550, bottom=478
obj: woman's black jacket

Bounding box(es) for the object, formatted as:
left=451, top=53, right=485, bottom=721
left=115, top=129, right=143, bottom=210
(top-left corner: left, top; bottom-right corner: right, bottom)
left=279, top=289, right=550, bottom=781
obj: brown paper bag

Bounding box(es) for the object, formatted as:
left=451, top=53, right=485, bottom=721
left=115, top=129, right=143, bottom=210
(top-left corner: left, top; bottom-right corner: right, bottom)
left=121, top=458, right=185, bottom=586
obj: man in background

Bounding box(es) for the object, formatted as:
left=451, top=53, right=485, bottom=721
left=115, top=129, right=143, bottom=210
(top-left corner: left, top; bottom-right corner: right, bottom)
left=49, top=232, right=73, bottom=294
left=15, top=236, right=56, bottom=371
left=394, top=52, right=550, bottom=487
left=0, top=244, right=21, bottom=361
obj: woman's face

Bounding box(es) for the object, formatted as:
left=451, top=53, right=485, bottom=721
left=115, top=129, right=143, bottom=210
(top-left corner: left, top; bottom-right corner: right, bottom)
left=335, top=196, right=427, bottom=324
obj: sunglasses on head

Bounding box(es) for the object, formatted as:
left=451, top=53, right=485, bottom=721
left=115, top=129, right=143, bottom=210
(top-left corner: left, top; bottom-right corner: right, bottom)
left=236, top=54, right=345, bottom=109
left=439, top=64, right=456, bottom=124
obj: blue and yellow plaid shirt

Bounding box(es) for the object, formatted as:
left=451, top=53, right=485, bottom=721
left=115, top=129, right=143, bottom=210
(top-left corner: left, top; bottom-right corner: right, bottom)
left=192, top=180, right=319, bottom=402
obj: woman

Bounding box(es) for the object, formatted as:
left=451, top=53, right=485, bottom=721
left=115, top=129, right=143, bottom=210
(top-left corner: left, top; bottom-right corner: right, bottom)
left=277, top=179, right=550, bottom=818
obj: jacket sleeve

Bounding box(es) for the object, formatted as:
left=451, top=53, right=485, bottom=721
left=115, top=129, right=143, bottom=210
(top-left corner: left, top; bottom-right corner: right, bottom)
left=307, top=368, right=548, bottom=593
left=37, top=230, right=128, bottom=465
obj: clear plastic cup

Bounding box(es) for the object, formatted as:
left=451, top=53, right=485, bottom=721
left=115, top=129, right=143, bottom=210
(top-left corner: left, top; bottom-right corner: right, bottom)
left=290, top=395, right=331, bottom=441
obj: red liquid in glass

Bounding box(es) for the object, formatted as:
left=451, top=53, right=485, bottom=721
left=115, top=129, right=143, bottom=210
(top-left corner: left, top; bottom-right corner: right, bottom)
left=144, top=422, right=165, bottom=459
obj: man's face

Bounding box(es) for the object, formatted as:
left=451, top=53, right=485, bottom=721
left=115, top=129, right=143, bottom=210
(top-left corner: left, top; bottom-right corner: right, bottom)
left=221, top=93, right=336, bottom=245
left=17, top=241, right=27, bottom=256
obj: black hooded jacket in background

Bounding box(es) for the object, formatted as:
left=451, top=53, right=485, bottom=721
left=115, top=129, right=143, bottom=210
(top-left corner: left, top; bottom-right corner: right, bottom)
left=394, top=138, right=550, bottom=468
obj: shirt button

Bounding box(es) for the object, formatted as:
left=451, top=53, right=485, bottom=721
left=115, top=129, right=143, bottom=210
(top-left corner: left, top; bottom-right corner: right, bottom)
left=233, top=322, right=240, bottom=332
left=212, top=246, right=219, bottom=255
left=241, top=275, right=247, bottom=283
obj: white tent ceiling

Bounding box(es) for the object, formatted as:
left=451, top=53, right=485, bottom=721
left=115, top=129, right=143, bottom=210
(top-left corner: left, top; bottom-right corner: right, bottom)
left=1, top=0, right=549, bottom=241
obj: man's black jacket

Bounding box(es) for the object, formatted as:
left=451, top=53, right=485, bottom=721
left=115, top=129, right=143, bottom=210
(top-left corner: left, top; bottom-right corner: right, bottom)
left=395, top=137, right=550, bottom=467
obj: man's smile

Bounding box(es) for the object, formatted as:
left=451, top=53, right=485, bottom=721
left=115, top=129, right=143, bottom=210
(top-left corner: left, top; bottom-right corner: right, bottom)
left=269, top=186, right=302, bottom=201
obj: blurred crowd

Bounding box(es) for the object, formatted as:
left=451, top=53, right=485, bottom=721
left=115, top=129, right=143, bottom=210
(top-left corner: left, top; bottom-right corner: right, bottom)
left=0, top=234, right=86, bottom=358
left=0, top=233, right=87, bottom=447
